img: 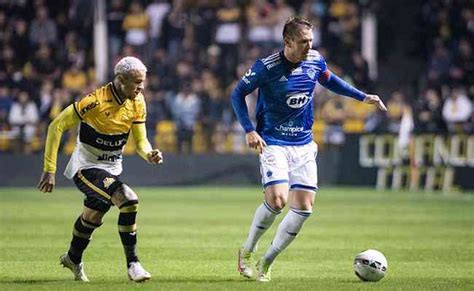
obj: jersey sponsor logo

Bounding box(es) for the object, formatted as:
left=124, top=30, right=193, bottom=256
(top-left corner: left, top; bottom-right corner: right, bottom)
left=80, top=101, right=99, bottom=115
left=286, top=93, right=310, bottom=108
left=97, top=153, right=122, bottom=162
left=242, top=68, right=256, bottom=84
left=275, top=124, right=304, bottom=134
left=96, top=137, right=128, bottom=148
left=79, top=122, right=130, bottom=151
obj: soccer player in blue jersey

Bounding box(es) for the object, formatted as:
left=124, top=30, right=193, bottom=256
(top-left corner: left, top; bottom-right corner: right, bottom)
left=231, top=17, right=387, bottom=282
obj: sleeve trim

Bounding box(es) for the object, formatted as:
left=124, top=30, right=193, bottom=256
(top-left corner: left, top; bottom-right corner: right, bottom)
left=73, top=103, right=82, bottom=120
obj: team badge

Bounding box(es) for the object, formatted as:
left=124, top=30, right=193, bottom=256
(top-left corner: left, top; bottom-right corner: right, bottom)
left=103, top=177, right=115, bottom=189
left=307, top=68, right=316, bottom=80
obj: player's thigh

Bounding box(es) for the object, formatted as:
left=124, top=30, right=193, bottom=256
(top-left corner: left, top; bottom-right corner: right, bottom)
left=73, top=168, right=123, bottom=213
left=260, top=145, right=289, bottom=188
left=288, top=142, right=318, bottom=192
left=110, top=184, right=138, bottom=208
left=260, top=145, right=290, bottom=209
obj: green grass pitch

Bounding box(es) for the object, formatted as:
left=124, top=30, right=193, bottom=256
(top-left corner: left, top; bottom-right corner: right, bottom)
left=0, top=186, right=473, bottom=290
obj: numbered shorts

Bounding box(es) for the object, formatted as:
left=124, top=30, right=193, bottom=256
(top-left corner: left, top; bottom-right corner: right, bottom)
left=73, top=168, right=123, bottom=212
left=260, top=142, right=318, bottom=193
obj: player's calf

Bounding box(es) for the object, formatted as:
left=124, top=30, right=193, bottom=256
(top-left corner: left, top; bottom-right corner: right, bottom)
left=67, top=214, right=103, bottom=265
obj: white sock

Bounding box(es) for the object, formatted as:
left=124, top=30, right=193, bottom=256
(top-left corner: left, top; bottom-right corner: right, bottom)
left=243, top=201, right=281, bottom=252
left=263, top=208, right=312, bottom=263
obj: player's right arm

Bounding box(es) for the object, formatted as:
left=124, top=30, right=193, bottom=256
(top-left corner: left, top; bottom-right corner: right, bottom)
left=230, top=60, right=267, bottom=153
left=37, top=104, right=80, bottom=193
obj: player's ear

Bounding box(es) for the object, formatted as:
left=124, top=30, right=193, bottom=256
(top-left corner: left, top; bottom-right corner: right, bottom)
left=116, top=74, right=125, bottom=84
left=284, top=36, right=292, bottom=47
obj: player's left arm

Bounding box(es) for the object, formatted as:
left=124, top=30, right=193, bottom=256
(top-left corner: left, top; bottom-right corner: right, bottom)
left=38, top=105, right=81, bottom=193
left=318, top=70, right=387, bottom=111
left=131, top=123, right=163, bottom=165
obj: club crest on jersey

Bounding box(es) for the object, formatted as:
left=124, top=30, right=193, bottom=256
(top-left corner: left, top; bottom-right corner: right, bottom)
left=103, top=177, right=115, bottom=189
left=307, top=68, right=316, bottom=80
left=286, top=93, right=310, bottom=108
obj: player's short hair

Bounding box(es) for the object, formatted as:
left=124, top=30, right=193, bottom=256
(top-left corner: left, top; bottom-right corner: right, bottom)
left=114, top=56, right=147, bottom=76
left=283, top=16, right=313, bottom=40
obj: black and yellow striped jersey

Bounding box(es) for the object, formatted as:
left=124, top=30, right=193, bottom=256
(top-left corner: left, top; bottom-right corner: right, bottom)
left=43, top=82, right=153, bottom=178
left=63, top=82, right=147, bottom=178
left=74, top=82, right=146, bottom=134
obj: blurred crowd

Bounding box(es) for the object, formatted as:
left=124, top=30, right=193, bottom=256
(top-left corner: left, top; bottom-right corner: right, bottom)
left=0, top=0, right=472, bottom=155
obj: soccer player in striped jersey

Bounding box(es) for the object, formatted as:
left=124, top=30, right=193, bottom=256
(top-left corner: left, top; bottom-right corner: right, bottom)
left=231, top=17, right=387, bottom=282
left=37, top=56, right=163, bottom=282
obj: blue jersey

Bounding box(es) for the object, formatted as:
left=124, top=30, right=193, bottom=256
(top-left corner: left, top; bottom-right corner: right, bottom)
left=231, top=50, right=326, bottom=146
left=231, top=50, right=366, bottom=146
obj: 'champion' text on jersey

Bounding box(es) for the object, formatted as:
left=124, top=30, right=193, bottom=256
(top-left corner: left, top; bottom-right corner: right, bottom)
left=238, top=50, right=326, bottom=146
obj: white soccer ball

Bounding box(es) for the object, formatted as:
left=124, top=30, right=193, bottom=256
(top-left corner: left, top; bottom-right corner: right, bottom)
left=353, top=249, right=388, bottom=282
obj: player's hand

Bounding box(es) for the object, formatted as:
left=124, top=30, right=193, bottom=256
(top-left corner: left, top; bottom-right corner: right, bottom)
left=246, top=131, right=267, bottom=154
left=363, top=94, right=387, bottom=112
left=37, top=172, right=55, bottom=193
left=147, top=149, right=163, bottom=164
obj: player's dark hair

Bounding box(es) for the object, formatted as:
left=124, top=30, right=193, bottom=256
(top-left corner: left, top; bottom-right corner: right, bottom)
left=283, top=16, right=313, bottom=40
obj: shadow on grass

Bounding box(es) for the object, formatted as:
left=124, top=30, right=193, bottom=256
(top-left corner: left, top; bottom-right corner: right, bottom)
left=1, top=279, right=73, bottom=284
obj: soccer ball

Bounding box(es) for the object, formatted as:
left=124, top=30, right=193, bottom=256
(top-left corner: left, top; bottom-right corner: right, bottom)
left=353, top=249, right=388, bottom=282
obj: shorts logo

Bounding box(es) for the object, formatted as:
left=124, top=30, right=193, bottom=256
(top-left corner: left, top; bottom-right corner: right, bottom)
left=264, top=155, right=276, bottom=166
left=103, top=177, right=115, bottom=189
left=286, top=93, right=310, bottom=108
left=266, top=170, right=273, bottom=177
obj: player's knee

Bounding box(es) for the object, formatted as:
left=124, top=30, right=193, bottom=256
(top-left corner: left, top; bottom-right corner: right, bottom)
left=112, top=184, right=139, bottom=209
left=82, top=208, right=106, bottom=225
left=301, top=200, right=314, bottom=211
left=268, top=194, right=287, bottom=210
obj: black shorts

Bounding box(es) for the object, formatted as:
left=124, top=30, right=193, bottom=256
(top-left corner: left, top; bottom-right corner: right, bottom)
left=73, top=168, right=123, bottom=213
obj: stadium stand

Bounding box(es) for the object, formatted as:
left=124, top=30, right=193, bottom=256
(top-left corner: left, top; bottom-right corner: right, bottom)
left=0, top=0, right=472, bottom=154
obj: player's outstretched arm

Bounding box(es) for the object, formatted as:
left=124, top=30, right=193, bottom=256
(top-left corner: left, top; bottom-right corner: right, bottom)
left=38, top=104, right=80, bottom=193
left=131, top=123, right=163, bottom=164
left=319, top=70, right=387, bottom=112
left=363, top=94, right=387, bottom=111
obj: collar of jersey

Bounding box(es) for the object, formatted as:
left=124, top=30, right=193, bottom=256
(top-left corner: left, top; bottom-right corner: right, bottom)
left=110, top=82, right=125, bottom=105
left=280, top=50, right=301, bottom=70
